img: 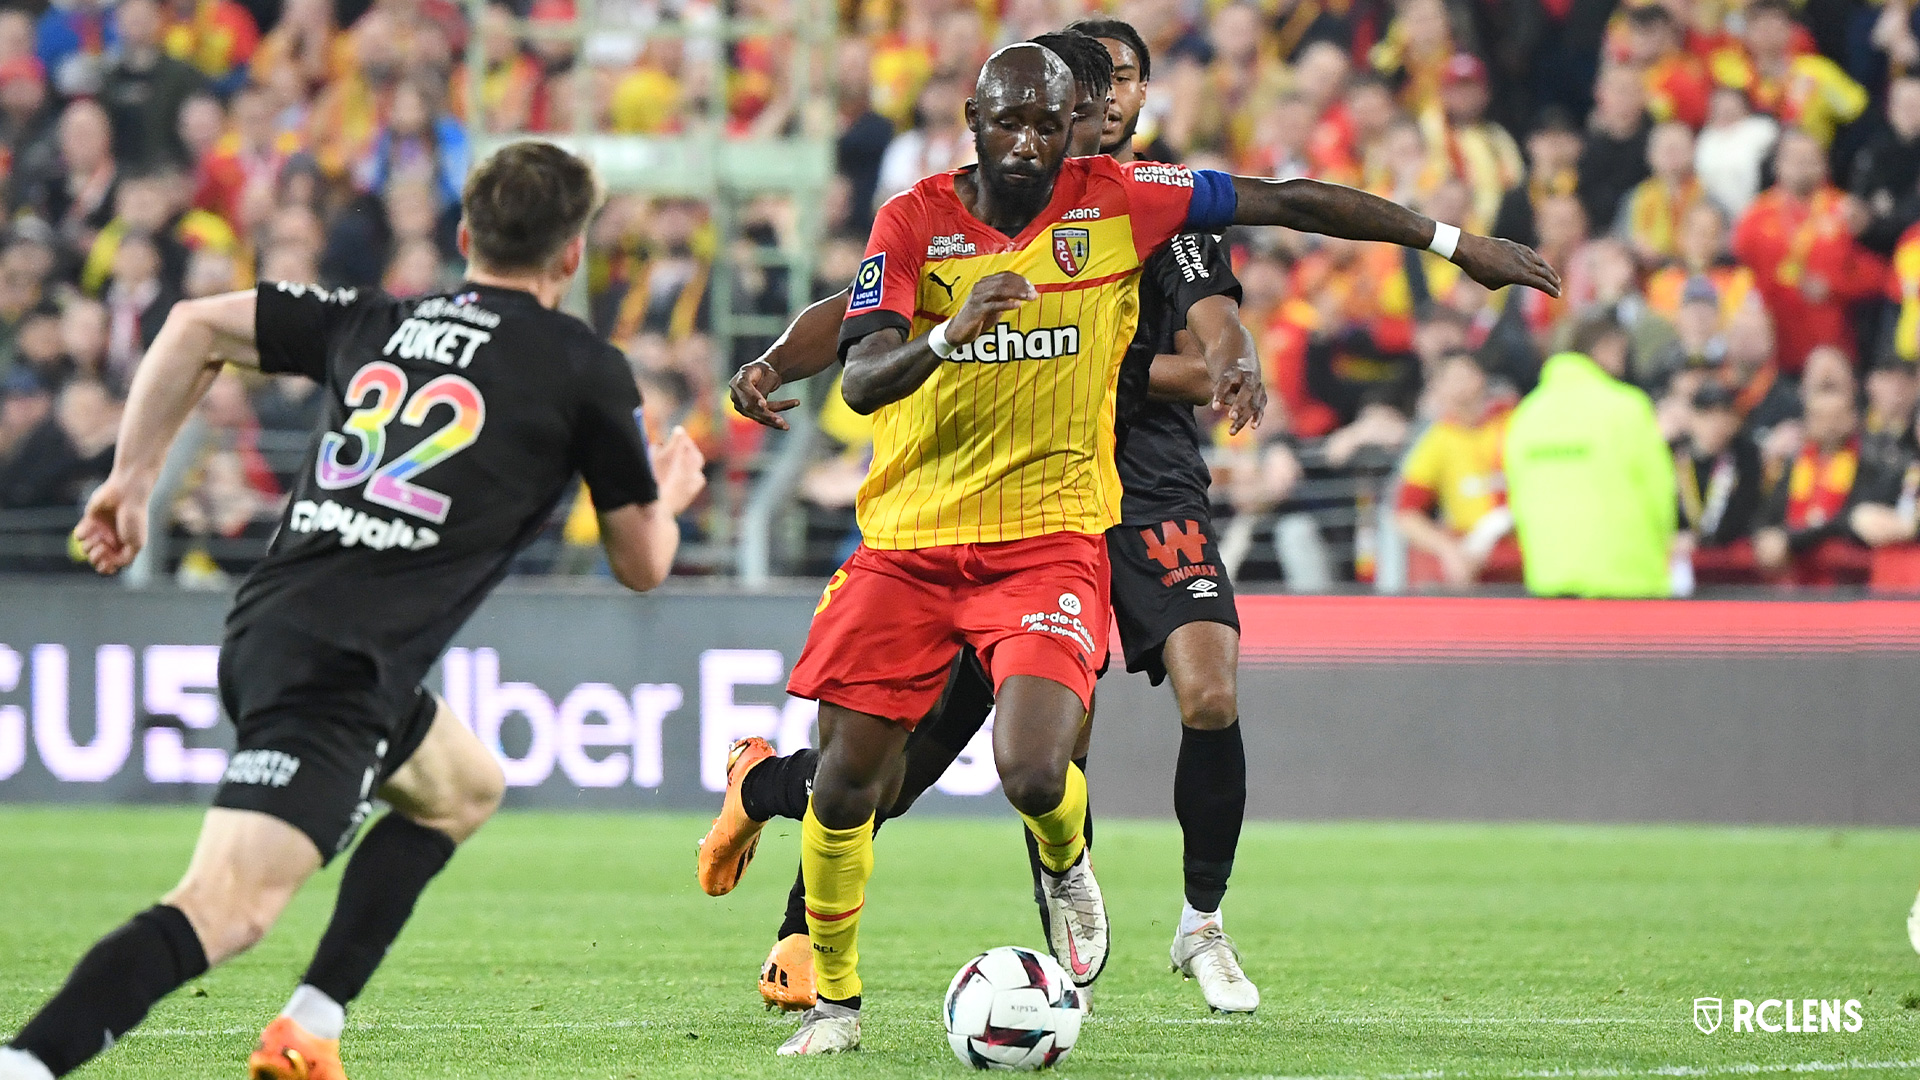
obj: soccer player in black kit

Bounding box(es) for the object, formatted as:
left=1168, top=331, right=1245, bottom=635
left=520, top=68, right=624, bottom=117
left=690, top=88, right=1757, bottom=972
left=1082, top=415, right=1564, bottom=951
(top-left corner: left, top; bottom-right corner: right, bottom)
left=0, top=142, right=707, bottom=1080
left=704, top=25, right=1270, bottom=1014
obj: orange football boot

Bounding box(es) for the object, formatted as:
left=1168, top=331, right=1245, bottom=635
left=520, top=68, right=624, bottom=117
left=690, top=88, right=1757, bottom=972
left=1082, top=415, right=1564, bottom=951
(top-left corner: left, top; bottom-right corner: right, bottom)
left=247, top=1016, right=346, bottom=1080
left=696, top=736, right=777, bottom=896
left=759, top=933, right=818, bottom=1011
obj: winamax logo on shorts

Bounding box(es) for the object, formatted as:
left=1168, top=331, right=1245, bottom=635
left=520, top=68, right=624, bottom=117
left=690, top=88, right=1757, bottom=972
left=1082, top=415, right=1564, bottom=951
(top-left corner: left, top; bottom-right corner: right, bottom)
left=1692, top=996, right=1865, bottom=1034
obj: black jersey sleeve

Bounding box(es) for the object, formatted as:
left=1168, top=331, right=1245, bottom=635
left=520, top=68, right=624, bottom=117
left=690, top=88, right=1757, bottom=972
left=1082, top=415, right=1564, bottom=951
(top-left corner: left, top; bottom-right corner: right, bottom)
left=574, top=347, right=660, bottom=512
left=1151, top=233, right=1242, bottom=333
left=254, top=281, right=375, bottom=382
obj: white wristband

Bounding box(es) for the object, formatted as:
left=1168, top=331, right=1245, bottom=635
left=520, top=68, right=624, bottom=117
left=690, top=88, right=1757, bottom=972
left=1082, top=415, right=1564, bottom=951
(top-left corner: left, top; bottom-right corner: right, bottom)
left=1427, top=221, right=1461, bottom=261
left=928, top=320, right=956, bottom=359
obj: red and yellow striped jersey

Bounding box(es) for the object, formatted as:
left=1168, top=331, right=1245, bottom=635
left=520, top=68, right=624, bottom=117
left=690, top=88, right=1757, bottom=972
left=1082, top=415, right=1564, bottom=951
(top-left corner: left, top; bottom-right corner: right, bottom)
left=839, top=156, right=1224, bottom=549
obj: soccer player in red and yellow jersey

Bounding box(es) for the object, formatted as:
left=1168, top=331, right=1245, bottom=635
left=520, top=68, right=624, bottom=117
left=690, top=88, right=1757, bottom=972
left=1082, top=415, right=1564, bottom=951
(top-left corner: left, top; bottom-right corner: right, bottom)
left=775, top=42, right=1559, bottom=1056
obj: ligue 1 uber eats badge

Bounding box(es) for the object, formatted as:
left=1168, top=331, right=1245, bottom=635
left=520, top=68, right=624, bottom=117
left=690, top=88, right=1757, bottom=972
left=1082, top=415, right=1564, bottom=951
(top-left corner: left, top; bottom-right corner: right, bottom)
left=1052, top=227, right=1090, bottom=278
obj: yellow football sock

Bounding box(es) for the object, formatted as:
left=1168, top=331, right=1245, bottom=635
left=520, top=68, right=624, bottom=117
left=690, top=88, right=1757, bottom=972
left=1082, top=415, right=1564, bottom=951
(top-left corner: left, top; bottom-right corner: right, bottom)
left=801, top=800, right=874, bottom=1003
left=1020, top=761, right=1089, bottom=873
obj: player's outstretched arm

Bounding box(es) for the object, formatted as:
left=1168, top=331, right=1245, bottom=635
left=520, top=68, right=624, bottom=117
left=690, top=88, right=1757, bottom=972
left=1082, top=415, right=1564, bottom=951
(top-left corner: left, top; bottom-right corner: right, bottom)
left=599, top=426, right=707, bottom=591
left=75, top=290, right=260, bottom=575
left=841, top=271, right=1036, bottom=414
left=1228, top=176, right=1562, bottom=297
left=731, top=288, right=852, bottom=430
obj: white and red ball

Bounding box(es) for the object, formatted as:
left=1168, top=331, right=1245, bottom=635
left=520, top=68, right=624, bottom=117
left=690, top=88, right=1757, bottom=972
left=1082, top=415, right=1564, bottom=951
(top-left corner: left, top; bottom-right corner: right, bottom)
left=942, top=946, right=1085, bottom=1070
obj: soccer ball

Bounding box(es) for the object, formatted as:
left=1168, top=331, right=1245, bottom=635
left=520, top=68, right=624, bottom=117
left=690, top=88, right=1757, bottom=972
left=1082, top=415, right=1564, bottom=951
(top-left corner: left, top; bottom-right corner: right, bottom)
left=942, top=945, right=1085, bottom=1070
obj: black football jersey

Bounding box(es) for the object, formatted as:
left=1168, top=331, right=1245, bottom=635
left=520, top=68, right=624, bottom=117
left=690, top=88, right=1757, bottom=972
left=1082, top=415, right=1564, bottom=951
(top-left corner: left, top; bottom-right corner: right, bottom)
left=1114, top=232, right=1242, bottom=524
left=228, top=281, right=659, bottom=690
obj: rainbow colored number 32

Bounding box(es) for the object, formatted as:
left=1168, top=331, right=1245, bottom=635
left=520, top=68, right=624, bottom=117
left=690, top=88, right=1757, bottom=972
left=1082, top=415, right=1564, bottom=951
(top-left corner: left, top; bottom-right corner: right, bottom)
left=316, top=360, right=486, bottom=525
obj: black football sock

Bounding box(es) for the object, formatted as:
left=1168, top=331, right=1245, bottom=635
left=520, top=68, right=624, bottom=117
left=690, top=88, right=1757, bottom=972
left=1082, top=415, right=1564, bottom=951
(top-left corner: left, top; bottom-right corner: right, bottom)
left=739, top=748, right=819, bottom=823
left=1175, top=722, right=1245, bottom=913
left=777, top=862, right=809, bottom=941
left=1027, top=757, right=1093, bottom=938
left=300, top=813, right=456, bottom=1006
left=11, top=904, right=209, bottom=1076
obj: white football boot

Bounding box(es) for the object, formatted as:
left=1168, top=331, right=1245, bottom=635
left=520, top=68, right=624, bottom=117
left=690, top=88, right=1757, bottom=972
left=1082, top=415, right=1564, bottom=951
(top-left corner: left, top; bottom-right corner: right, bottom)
left=1041, top=852, right=1109, bottom=986
left=777, top=1001, right=861, bottom=1056
left=1908, top=885, right=1920, bottom=954
left=1171, top=916, right=1260, bottom=1013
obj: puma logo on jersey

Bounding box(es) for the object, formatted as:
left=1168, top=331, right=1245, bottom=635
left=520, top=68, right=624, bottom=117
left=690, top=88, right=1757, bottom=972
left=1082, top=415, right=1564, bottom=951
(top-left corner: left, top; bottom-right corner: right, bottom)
left=928, top=269, right=957, bottom=301
left=947, top=322, right=1081, bottom=363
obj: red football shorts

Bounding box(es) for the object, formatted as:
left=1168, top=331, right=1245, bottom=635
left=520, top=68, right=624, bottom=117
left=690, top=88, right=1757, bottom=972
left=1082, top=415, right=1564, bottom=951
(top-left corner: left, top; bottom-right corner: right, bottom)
left=787, top=532, right=1111, bottom=726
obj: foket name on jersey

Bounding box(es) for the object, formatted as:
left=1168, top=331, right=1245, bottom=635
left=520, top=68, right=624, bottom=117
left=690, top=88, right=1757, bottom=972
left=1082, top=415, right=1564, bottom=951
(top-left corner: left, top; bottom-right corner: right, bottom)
left=382, top=318, right=493, bottom=369
left=946, top=321, right=1081, bottom=363
left=927, top=233, right=978, bottom=258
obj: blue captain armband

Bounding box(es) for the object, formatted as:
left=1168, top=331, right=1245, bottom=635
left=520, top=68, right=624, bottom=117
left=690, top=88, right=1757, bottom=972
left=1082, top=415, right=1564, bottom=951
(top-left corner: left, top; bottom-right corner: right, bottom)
left=1183, top=169, right=1238, bottom=232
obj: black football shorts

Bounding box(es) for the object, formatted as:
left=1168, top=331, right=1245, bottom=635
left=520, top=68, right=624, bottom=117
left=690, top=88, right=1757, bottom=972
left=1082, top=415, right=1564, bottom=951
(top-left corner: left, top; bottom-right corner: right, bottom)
left=1106, top=517, right=1241, bottom=685
left=213, top=621, right=439, bottom=863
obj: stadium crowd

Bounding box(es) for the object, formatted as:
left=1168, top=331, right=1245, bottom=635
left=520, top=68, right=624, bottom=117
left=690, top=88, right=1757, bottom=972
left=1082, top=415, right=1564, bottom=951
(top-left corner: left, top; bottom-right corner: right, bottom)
left=4, top=0, right=1920, bottom=591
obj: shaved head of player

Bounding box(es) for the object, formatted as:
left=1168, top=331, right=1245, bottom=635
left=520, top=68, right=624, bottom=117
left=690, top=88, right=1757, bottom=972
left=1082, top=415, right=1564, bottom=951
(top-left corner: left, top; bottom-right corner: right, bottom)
left=967, top=43, right=1078, bottom=227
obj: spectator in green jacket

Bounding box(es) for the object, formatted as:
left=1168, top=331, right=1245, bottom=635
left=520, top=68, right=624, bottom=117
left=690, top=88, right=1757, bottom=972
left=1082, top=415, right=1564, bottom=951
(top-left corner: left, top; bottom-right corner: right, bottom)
left=1504, top=312, right=1678, bottom=597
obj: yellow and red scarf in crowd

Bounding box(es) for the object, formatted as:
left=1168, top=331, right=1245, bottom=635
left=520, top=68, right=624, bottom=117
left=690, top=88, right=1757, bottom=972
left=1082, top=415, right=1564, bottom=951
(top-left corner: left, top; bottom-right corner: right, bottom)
left=1785, top=437, right=1859, bottom=530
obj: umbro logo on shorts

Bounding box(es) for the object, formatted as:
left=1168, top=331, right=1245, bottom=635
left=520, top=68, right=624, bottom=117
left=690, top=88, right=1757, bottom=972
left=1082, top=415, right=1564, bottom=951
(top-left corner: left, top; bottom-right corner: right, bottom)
left=1187, top=578, right=1220, bottom=597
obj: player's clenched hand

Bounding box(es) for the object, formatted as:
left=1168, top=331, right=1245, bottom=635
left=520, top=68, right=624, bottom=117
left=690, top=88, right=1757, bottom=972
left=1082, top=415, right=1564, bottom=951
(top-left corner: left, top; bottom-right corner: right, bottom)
left=947, top=271, right=1038, bottom=345
left=1212, top=355, right=1267, bottom=435
left=1450, top=233, right=1562, bottom=297
left=730, top=360, right=799, bottom=430
left=652, top=425, right=708, bottom=514
left=73, top=474, right=150, bottom=575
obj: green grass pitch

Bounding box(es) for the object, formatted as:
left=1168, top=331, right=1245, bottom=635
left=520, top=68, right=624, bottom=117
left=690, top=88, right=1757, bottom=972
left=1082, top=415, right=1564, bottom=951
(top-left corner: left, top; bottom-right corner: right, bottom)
left=3, top=807, right=1919, bottom=1079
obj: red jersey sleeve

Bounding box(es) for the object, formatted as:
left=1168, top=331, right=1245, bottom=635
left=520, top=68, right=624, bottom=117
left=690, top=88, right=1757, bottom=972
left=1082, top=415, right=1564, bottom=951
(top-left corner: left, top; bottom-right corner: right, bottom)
left=839, top=188, right=927, bottom=359
left=1118, top=160, right=1238, bottom=260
